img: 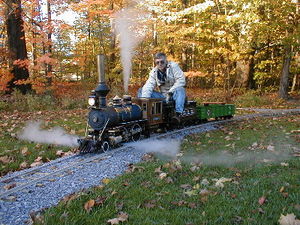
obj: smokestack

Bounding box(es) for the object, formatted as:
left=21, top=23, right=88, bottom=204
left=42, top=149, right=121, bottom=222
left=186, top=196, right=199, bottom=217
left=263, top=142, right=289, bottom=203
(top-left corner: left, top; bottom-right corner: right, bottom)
left=95, top=54, right=110, bottom=107
left=97, top=55, right=105, bottom=83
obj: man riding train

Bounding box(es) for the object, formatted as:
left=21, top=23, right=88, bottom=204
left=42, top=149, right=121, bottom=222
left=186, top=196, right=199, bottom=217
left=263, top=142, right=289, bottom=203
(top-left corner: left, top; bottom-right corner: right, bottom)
left=138, top=52, right=186, bottom=115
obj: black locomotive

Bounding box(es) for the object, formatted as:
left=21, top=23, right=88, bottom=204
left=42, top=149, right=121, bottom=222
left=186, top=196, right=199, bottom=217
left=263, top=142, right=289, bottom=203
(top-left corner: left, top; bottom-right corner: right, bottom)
left=78, top=55, right=235, bottom=153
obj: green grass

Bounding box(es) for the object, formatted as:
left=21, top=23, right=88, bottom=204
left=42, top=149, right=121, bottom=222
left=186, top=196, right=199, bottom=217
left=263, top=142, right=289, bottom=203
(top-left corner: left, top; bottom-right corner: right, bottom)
left=0, top=110, right=87, bottom=176
left=37, top=115, right=300, bottom=225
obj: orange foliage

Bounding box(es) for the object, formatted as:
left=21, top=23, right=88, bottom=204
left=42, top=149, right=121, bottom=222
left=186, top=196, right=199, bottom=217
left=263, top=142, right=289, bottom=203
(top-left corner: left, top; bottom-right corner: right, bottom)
left=13, top=59, right=30, bottom=69
left=0, top=69, right=14, bottom=92
left=185, top=71, right=207, bottom=78
left=51, top=81, right=92, bottom=99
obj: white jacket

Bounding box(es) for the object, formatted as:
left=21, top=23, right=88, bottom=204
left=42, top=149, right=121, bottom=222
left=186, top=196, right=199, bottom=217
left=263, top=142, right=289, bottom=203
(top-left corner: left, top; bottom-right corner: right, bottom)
left=141, top=61, right=186, bottom=98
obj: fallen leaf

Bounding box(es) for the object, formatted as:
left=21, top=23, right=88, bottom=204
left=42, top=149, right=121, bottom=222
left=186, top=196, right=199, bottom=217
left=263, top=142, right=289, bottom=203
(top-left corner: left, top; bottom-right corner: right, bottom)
left=258, top=207, right=265, bottom=214
left=154, top=166, right=162, bottom=173
left=190, top=166, right=199, bottom=172
left=142, top=153, right=154, bottom=162
left=19, top=161, right=28, bottom=169
left=262, top=159, right=273, bottom=163
left=107, top=212, right=129, bottom=224
left=144, top=200, right=156, bottom=208
left=34, top=156, right=43, bottom=162
left=118, top=212, right=129, bottom=221
left=21, top=147, right=29, bottom=156
left=291, top=130, right=300, bottom=133
left=200, top=179, right=209, bottom=186
left=267, top=145, right=275, bottom=151
left=193, top=176, right=200, bottom=182
left=199, top=189, right=211, bottom=196
left=30, top=161, right=42, bottom=167
left=62, top=193, right=81, bottom=204
left=56, top=150, right=64, bottom=157
left=159, top=172, right=167, bottom=180
left=281, top=192, right=289, bottom=198
left=116, top=202, right=124, bottom=211
left=102, top=178, right=111, bottom=185
left=224, top=136, right=231, bottom=141
left=252, top=142, right=258, bottom=148
left=95, top=196, right=107, bottom=206
left=171, top=200, right=187, bottom=206
left=180, top=184, right=192, bottom=189
left=1, top=195, right=17, bottom=202
left=0, top=156, right=13, bottom=164
left=107, top=218, right=120, bottom=225
left=165, top=177, right=174, bottom=183
left=231, top=194, right=237, bottom=198
left=4, top=183, right=16, bottom=190
left=184, top=189, right=197, bottom=197
left=213, top=177, right=232, bottom=188
left=278, top=213, right=300, bottom=225
left=193, top=184, right=200, bottom=190
left=84, top=199, right=95, bottom=212
left=258, top=196, right=266, bottom=205
left=188, top=202, right=197, bottom=208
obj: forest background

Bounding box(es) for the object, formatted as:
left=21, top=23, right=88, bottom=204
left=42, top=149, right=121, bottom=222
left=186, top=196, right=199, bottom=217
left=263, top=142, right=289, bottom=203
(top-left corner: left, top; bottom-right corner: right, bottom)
left=1, top=0, right=300, bottom=109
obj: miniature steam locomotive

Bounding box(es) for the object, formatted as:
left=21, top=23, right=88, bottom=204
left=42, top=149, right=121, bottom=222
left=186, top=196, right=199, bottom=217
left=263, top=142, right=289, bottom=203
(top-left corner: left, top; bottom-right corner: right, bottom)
left=78, top=55, right=235, bottom=153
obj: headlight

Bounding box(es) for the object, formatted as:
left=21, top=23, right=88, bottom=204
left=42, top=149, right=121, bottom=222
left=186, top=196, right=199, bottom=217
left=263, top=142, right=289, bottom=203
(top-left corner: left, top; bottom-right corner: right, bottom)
left=88, top=97, right=96, bottom=106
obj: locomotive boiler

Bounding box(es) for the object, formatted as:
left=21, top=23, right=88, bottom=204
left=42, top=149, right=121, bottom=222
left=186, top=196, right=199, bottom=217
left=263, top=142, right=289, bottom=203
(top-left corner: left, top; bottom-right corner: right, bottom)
left=78, top=55, right=148, bottom=153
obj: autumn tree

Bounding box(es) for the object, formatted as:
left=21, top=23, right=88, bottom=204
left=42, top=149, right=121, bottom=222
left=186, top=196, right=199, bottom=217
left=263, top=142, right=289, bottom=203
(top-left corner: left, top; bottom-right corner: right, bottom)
left=5, top=0, right=31, bottom=93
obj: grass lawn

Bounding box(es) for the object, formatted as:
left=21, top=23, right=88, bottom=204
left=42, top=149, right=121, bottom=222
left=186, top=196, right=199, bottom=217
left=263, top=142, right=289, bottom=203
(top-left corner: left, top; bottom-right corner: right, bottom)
left=36, top=115, right=300, bottom=225
left=0, top=109, right=87, bottom=176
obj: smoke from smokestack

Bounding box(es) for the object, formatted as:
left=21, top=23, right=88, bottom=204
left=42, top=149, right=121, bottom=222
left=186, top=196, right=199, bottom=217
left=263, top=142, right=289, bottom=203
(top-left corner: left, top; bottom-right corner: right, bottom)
left=114, top=7, right=149, bottom=93
left=18, top=121, right=79, bottom=147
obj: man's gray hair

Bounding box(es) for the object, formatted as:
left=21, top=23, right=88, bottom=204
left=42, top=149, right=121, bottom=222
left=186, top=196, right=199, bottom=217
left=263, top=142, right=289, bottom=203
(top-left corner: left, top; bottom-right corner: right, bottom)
left=154, top=52, right=167, bottom=59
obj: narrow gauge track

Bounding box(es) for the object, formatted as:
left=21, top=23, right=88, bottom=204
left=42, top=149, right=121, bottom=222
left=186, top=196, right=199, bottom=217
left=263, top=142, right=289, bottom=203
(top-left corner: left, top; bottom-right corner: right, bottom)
left=0, top=108, right=299, bottom=201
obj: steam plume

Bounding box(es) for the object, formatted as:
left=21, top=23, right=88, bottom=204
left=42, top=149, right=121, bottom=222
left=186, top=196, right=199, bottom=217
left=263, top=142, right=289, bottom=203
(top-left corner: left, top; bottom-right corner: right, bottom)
left=181, top=149, right=291, bottom=167
left=114, top=7, right=149, bottom=93
left=18, top=121, right=79, bottom=147
left=128, top=139, right=180, bottom=158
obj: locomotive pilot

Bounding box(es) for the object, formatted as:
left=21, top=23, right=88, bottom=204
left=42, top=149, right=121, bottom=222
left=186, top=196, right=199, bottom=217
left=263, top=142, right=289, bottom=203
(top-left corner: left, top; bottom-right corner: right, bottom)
left=138, top=52, right=186, bottom=114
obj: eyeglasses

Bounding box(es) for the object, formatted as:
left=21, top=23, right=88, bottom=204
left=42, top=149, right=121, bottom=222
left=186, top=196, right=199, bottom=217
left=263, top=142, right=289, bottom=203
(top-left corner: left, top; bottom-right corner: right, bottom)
left=155, top=60, right=165, bottom=65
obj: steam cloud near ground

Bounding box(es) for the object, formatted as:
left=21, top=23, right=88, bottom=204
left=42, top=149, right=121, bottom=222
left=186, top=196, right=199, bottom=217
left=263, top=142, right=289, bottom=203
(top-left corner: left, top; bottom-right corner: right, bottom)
left=18, top=121, right=79, bottom=147
left=181, top=149, right=291, bottom=167
left=128, top=139, right=181, bottom=158
left=129, top=138, right=291, bottom=166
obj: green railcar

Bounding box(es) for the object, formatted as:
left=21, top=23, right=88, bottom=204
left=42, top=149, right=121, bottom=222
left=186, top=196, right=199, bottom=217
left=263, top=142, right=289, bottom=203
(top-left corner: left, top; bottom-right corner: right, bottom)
left=196, top=103, right=235, bottom=120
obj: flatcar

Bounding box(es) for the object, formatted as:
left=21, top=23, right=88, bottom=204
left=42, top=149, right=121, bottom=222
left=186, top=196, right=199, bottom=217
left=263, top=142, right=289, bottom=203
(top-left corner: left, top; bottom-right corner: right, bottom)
left=78, top=55, right=235, bottom=153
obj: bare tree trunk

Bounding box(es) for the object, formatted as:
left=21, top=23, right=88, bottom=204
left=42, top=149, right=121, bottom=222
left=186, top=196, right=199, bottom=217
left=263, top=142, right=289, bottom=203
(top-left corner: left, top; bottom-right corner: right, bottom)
left=236, top=51, right=255, bottom=89
left=279, top=44, right=292, bottom=99
left=181, top=48, right=187, bottom=72
left=46, top=0, right=52, bottom=87
left=6, top=0, right=31, bottom=93
left=291, top=74, right=298, bottom=92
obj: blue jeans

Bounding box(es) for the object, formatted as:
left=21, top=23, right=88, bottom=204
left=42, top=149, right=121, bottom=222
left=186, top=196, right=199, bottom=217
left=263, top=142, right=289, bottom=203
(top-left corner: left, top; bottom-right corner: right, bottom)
left=137, top=87, right=186, bottom=113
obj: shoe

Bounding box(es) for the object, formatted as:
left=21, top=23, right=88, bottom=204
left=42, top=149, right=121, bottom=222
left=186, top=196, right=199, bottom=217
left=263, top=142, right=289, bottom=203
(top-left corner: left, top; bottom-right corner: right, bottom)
left=176, top=112, right=182, bottom=117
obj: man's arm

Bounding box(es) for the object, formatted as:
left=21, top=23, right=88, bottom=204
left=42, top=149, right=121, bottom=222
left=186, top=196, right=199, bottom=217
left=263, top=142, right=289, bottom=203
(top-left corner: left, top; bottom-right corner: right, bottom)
left=169, top=63, right=186, bottom=93
left=141, top=69, right=157, bottom=98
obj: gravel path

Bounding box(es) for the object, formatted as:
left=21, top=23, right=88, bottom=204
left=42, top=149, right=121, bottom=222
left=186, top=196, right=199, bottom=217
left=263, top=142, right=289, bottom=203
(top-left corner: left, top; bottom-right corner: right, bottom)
left=0, top=108, right=300, bottom=225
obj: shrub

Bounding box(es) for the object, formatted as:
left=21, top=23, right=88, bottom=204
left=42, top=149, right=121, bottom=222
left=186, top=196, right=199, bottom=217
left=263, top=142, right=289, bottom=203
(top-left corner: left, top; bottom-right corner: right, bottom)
left=234, top=90, right=271, bottom=107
